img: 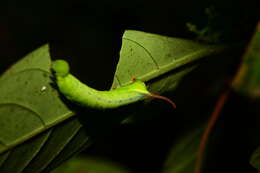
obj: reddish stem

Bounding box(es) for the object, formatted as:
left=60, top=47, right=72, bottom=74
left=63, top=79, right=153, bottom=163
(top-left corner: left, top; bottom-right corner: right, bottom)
left=149, top=93, right=177, bottom=109
left=195, top=90, right=230, bottom=173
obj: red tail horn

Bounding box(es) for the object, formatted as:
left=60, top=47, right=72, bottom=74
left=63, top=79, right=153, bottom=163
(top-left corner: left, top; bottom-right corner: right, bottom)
left=149, top=93, right=176, bottom=109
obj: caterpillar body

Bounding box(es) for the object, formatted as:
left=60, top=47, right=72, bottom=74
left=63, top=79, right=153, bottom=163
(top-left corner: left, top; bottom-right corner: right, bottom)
left=52, top=59, right=176, bottom=109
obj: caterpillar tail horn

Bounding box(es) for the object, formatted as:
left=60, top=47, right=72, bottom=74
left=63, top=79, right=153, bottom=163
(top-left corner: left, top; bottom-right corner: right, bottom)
left=148, top=93, right=176, bottom=109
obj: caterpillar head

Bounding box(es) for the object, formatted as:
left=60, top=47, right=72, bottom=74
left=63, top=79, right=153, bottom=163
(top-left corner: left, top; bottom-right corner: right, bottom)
left=52, top=59, right=70, bottom=77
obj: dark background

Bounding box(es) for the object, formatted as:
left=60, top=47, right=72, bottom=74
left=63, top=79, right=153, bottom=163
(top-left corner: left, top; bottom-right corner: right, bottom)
left=0, top=0, right=259, bottom=172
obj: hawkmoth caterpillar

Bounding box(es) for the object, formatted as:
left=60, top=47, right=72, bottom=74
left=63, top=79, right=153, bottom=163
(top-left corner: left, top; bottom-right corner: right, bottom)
left=52, top=59, right=176, bottom=109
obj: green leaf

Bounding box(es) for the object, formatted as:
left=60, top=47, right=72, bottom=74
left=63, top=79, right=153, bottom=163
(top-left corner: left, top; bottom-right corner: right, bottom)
left=162, top=127, right=203, bottom=173
left=112, top=30, right=225, bottom=89
left=232, top=22, right=260, bottom=97
left=112, top=30, right=225, bottom=123
left=51, top=156, right=132, bottom=173
left=242, top=22, right=260, bottom=171
left=0, top=45, right=90, bottom=172
left=250, top=145, right=260, bottom=171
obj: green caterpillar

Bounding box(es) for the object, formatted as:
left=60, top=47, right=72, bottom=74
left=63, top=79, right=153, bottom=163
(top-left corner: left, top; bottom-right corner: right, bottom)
left=52, top=59, right=176, bottom=109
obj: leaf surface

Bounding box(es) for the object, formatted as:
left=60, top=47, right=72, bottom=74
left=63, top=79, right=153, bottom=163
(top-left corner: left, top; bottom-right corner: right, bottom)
left=162, top=127, right=203, bottom=173
left=232, top=22, right=260, bottom=98
left=112, top=30, right=224, bottom=89
left=0, top=45, right=90, bottom=172
left=238, top=22, right=260, bottom=171
left=51, top=156, right=132, bottom=173
left=112, top=30, right=225, bottom=124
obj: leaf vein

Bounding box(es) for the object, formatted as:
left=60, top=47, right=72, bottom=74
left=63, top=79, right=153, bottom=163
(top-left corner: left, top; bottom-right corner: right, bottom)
left=123, top=37, right=160, bottom=70
left=0, top=103, right=46, bottom=127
